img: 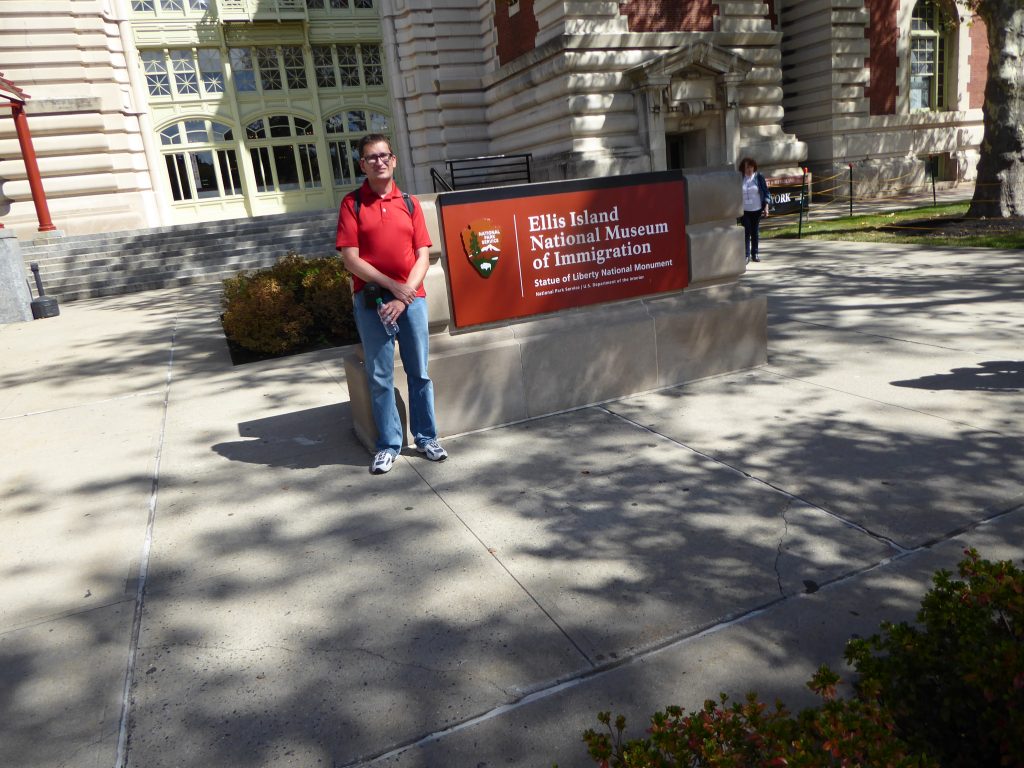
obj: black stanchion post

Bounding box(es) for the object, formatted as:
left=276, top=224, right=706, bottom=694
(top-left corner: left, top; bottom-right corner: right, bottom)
left=930, top=154, right=937, bottom=206
left=848, top=162, right=854, bottom=217
left=798, top=167, right=808, bottom=238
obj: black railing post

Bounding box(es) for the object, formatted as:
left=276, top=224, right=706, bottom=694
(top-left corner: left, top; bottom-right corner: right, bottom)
left=848, top=162, right=854, bottom=217
left=930, top=154, right=937, bottom=206
left=798, top=167, right=808, bottom=238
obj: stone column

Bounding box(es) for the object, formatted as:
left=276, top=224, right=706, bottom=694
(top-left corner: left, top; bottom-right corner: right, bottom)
left=722, top=73, right=745, bottom=166
left=0, top=230, right=32, bottom=324
left=635, top=79, right=669, bottom=172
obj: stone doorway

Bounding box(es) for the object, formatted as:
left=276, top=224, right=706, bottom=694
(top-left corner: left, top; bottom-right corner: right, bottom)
left=666, top=130, right=708, bottom=170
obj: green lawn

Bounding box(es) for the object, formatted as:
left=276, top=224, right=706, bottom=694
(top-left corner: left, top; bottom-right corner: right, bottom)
left=761, top=202, right=1024, bottom=248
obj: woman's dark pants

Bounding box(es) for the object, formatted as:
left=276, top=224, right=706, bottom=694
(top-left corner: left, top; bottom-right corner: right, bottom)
left=741, top=210, right=762, bottom=261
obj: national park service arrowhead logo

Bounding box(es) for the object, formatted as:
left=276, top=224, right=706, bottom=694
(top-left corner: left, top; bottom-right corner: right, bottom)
left=460, top=218, right=502, bottom=279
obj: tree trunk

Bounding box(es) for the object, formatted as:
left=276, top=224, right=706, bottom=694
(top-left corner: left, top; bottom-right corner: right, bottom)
left=968, top=2, right=1024, bottom=219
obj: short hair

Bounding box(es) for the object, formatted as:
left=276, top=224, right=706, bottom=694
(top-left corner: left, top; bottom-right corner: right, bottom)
left=357, top=134, right=392, bottom=158
left=738, top=157, right=758, bottom=173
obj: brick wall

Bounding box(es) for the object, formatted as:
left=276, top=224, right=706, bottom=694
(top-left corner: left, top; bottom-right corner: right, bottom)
left=618, top=0, right=716, bottom=32
left=865, top=0, right=898, bottom=115
left=968, top=14, right=988, bottom=110
left=496, top=0, right=539, bottom=65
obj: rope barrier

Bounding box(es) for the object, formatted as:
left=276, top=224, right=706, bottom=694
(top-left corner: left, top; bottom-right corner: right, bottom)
left=757, top=160, right=994, bottom=237
left=812, top=169, right=844, bottom=184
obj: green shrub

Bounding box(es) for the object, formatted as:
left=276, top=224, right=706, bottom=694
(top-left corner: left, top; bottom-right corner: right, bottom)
left=221, top=252, right=356, bottom=356
left=221, top=272, right=313, bottom=355
left=577, top=550, right=1022, bottom=768
left=580, top=666, right=933, bottom=767
left=846, top=548, right=1024, bottom=768
left=300, top=259, right=357, bottom=340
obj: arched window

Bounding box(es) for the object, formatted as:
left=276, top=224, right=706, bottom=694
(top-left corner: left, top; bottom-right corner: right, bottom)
left=910, top=0, right=952, bottom=111
left=324, top=109, right=390, bottom=186
left=159, top=119, right=242, bottom=201
left=246, top=115, right=322, bottom=192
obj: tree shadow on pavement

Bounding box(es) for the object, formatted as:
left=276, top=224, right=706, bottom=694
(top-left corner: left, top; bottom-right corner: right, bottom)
left=891, top=360, right=1024, bottom=391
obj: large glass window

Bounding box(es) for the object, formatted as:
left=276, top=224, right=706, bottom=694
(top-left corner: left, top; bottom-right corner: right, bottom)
left=229, top=48, right=256, bottom=92
left=312, top=46, right=336, bottom=87
left=305, top=0, right=374, bottom=8
left=142, top=52, right=171, bottom=96
left=338, top=46, right=361, bottom=86
left=257, top=48, right=283, bottom=91
left=131, top=0, right=207, bottom=13
left=141, top=49, right=224, bottom=99
left=909, top=0, right=949, bottom=111
left=362, top=45, right=384, bottom=85
left=159, top=119, right=242, bottom=202
left=246, top=115, right=322, bottom=193
left=230, top=47, right=309, bottom=94
left=309, top=44, right=386, bottom=90
left=198, top=50, right=224, bottom=93
left=325, top=109, right=390, bottom=187
left=283, top=46, right=308, bottom=89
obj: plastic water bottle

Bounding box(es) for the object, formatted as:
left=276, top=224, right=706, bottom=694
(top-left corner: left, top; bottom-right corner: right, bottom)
left=376, top=298, right=399, bottom=336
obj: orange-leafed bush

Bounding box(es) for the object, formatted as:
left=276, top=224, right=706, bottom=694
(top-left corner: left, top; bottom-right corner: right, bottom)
left=222, top=252, right=354, bottom=356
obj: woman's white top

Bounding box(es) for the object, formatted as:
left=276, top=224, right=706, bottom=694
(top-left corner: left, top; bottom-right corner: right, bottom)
left=742, top=173, right=762, bottom=212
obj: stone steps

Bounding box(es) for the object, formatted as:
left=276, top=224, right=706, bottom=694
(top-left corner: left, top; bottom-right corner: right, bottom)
left=20, top=209, right=340, bottom=302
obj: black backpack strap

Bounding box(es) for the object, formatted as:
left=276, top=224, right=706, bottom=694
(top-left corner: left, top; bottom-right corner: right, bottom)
left=347, top=189, right=361, bottom=218
left=349, top=190, right=413, bottom=219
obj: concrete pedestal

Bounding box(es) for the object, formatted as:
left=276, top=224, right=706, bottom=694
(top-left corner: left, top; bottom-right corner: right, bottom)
left=0, top=230, right=33, bottom=324
left=345, top=283, right=766, bottom=450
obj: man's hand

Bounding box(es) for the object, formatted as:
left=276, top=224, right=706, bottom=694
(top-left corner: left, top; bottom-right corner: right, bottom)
left=380, top=298, right=405, bottom=325
left=388, top=280, right=418, bottom=305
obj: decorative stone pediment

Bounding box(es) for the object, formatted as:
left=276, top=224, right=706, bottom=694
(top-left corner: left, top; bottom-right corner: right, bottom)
left=626, top=41, right=754, bottom=114
left=627, top=41, right=754, bottom=83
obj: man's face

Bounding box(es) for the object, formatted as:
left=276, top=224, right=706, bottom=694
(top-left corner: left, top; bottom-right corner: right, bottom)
left=360, top=141, right=397, bottom=183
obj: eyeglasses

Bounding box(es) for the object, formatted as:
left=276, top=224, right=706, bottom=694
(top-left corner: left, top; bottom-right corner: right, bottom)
left=361, top=152, right=394, bottom=165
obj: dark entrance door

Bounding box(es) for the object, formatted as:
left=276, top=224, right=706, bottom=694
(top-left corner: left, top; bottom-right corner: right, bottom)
left=666, top=131, right=707, bottom=170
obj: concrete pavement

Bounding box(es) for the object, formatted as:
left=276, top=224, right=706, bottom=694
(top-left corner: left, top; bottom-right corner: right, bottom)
left=1, top=237, right=1022, bottom=768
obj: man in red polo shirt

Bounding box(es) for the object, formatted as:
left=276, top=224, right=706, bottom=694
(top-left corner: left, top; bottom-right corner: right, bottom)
left=336, top=134, right=448, bottom=475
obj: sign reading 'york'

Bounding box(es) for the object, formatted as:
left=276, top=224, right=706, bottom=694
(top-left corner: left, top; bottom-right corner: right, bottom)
left=437, top=171, right=689, bottom=329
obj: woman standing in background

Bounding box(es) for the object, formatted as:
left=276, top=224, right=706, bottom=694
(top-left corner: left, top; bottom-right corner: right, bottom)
left=739, top=157, right=770, bottom=263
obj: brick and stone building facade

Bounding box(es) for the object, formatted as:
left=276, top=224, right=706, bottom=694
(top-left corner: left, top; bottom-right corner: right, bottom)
left=0, top=0, right=988, bottom=239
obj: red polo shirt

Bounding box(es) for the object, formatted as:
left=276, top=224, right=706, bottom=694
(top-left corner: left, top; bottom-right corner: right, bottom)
left=335, top=181, right=432, bottom=296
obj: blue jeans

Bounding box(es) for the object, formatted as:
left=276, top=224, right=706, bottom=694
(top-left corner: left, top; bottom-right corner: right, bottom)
left=353, top=293, right=437, bottom=454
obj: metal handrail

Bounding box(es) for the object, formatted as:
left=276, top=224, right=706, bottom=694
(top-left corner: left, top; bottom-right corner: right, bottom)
left=430, top=167, right=454, bottom=192
left=444, top=153, right=532, bottom=190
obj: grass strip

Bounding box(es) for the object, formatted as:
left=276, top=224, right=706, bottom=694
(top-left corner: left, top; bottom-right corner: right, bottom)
left=762, top=203, right=1024, bottom=248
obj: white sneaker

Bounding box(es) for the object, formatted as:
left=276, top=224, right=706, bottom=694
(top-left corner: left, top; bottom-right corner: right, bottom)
left=370, top=450, right=396, bottom=474
left=415, top=439, right=448, bottom=462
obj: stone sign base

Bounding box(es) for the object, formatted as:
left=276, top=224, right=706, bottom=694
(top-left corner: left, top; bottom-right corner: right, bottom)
left=344, top=283, right=765, bottom=450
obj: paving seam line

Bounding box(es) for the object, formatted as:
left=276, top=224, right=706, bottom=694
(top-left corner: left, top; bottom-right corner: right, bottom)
left=0, top=389, right=165, bottom=421
left=114, top=315, right=178, bottom=768
left=405, top=456, right=595, bottom=667
left=346, top=550, right=912, bottom=768
left=755, top=364, right=1021, bottom=437
left=769, top=316, right=971, bottom=353
left=346, top=500, right=1024, bottom=768
left=599, top=405, right=908, bottom=553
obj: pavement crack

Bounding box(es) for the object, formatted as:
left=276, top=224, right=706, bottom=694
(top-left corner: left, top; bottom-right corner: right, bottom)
left=116, top=312, right=179, bottom=768
left=337, top=645, right=453, bottom=676
left=407, top=461, right=596, bottom=670
left=774, top=499, right=793, bottom=596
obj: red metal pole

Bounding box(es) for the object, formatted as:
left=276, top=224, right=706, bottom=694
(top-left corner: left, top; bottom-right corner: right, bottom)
left=10, top=101, right=56, bottom=232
